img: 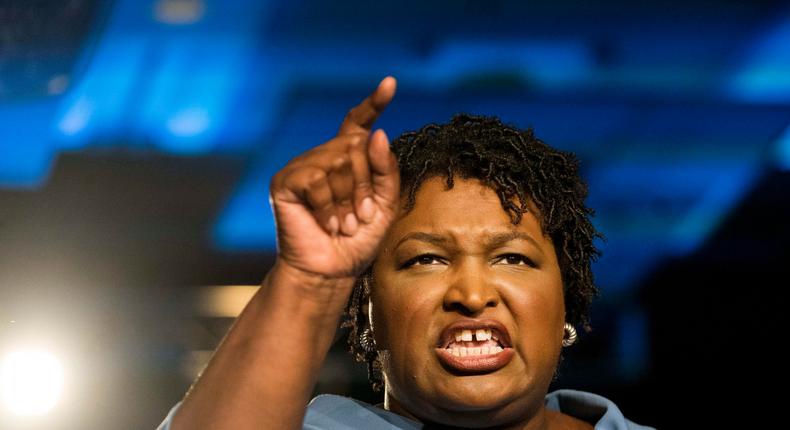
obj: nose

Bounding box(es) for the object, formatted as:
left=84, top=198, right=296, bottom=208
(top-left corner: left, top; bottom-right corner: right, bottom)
left=442, top=258, right=500, bottom=315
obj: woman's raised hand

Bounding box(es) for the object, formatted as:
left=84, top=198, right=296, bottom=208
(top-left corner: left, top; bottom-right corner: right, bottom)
left=269, top=77, right=400, bottom=280
left=168, top=79, right=400, bottom=430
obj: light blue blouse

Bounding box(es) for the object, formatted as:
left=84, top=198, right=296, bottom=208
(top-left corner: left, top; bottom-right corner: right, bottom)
left=157, top=389, right=655, bottom=429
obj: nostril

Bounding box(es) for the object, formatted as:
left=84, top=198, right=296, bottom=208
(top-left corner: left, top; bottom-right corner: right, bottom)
left=443, top=301, right=480, bottom=316
left=443, top=301, right=497, bottom=316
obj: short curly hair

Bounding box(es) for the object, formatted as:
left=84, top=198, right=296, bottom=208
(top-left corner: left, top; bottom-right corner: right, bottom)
left=342, top=113, right=602, bottom=391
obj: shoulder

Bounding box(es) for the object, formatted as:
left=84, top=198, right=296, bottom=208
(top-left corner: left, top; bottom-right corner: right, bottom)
left=545, top=389, right=656, bottom=430
left=304, top=394, right=421, bottom=430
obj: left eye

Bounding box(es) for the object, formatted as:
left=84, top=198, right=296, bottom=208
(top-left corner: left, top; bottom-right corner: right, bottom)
left=495, top=254, right=534, bottom=266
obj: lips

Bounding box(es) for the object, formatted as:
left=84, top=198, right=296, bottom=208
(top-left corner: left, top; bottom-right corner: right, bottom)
left=436, top=347, right=515, bottom=373
left=435, top=318, right=514, bottom=373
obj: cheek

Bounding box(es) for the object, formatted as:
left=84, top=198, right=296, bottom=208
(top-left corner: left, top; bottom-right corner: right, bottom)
left=506, top=274, right=565, bottom=358
left=371, top=288, right=432, bottom=352
left=370, top=280, right=441, bottom=377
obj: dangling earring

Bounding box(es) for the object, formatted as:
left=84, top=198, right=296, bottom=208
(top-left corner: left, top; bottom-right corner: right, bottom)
left=361, top=327, right=377, bottom=355
left=361, top=326, right=384, bottom=392
left=562, top=322, right=578, bottom=347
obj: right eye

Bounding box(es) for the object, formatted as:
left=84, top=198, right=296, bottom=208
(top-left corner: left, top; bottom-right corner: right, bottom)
left=401, top=254, right=444, bottom=268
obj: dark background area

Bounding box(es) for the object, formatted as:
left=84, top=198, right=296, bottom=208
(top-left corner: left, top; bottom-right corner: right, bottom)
left=1, top=0, right=789, bottom=428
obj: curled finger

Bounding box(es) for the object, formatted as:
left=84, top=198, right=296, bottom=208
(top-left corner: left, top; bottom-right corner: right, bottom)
left=327, top=155, right=358, bottom=236
left=282, top=166, right=339, bottom=235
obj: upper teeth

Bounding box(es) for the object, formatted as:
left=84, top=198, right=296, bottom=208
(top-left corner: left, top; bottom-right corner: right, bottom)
left=454, top=329, right=493, bottom=342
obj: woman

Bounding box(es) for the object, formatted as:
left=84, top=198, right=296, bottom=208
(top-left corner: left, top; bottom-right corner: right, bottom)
left=158, top=77, right=654, bottom=429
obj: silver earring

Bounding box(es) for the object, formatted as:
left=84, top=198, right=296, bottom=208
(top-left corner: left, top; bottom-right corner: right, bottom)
left=562, top=322, right=578, bottom=347
left=361, top=327, right=377, bottom=354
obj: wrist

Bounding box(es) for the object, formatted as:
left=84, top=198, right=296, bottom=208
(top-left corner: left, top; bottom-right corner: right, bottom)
left=273, top=257, right=358, bottom=284
left=265, top=258, right=358, bottom=313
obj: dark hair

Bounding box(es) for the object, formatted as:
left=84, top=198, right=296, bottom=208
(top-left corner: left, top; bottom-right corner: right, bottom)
left=342, top=113, right=602, bottom=391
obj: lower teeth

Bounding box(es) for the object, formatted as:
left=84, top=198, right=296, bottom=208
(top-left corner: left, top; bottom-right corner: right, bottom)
left=448, top=346, right=503, bottom=357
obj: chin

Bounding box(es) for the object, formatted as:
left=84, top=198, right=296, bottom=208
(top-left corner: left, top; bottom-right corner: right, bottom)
left=387, top=374, right=536, bottom=429
left=432, top=374, right=521, bottom=411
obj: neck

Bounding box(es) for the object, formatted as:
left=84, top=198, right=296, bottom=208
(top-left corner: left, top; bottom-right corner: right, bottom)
left=383, top=391, right=580, bottom=430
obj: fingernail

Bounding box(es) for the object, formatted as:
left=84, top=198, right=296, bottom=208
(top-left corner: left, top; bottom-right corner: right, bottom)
left=342, top=212, right=358, bottom=235
left=326, top=215, right=339, bottom=235
left=358, top=197, right=376, bottom=223
left=375, top=129, right=389, bottom=145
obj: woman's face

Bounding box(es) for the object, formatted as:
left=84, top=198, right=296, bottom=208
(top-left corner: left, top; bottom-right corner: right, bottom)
left=370, top=176, right=566, bottom=427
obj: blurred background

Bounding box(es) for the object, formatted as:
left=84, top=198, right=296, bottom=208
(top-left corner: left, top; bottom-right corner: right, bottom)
left=1, top=0, right=788, bottom=428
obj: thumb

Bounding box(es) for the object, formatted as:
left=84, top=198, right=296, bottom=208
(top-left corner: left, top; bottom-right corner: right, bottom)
left=368, top=129, right=400, bottom=208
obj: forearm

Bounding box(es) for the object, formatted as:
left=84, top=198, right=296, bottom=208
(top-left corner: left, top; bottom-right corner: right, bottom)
left=170, top=259, right=356, bottom=430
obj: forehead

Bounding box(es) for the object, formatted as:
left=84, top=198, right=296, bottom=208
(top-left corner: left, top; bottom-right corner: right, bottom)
left=387, top=176, right=547, bottom=247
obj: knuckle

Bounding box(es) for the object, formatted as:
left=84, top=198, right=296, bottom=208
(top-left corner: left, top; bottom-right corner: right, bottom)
left=331, top=155, right=351, bottom=170
left=283, top=168, right=314, bottom=189
left=316, top=199, right=335, bottom=211
left=307, top=170, right=327, bottom=187
left=270, top=170, right=287, bottom=190
left=346, top=133, right=367, bottom=149
left=335, top=197, right=354, bottom=207
left=355, top=179, right=373, bottom=191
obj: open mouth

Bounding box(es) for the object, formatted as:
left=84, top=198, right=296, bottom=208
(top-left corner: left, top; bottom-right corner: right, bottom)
left=435, top=319, right=514, bottom=373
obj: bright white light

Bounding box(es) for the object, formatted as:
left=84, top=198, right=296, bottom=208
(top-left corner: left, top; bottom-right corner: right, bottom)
left=1, top=349, right=64, bottom=416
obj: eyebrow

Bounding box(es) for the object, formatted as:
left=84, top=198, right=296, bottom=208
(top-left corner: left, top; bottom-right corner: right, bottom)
left=395, top=230, right=544, bottom=254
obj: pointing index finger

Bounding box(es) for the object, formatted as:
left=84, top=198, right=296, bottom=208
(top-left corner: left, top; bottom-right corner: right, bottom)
left=338, top=76, right=397, bottom=137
